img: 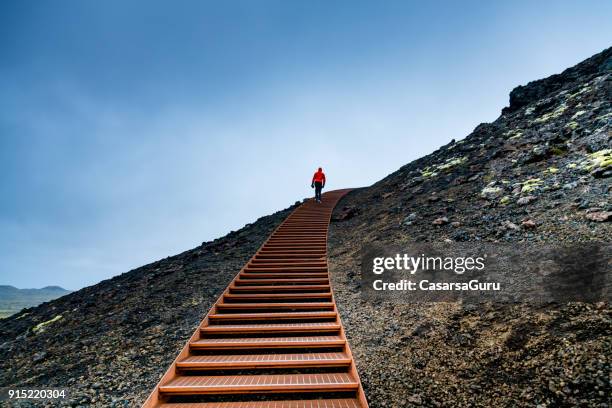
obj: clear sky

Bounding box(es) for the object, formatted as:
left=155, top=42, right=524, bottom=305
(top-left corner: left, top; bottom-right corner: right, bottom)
left=1, top=1, right=610, bottom=290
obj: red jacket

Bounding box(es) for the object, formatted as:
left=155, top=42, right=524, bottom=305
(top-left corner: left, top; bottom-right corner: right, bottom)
left=312, top=170, right=326, bottom=184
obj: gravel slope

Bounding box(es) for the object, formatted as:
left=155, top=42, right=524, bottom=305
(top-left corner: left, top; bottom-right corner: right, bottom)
left=329, top=48, right=611, bottom=408
left=0, top=204, right=297, bottom=407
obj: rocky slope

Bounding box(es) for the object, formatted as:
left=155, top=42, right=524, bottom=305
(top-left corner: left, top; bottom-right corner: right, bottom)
left=328, top=47, right=611, bottom=407
left=0, top=204, right=296, bottom=407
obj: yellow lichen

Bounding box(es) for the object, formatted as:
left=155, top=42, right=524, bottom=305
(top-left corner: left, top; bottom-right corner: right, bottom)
left=481, top=186, right=502, bottom=198
left=565, top=121, right=579, bottom=130
left=567, top=86, right=591, bottom=99
left=595, top=112, right=612, bottom=121
left=421, top=167, right=438, bottom=178
left=520, top=178, right=543, bottom=193
left=590, top=149, right=612, bottom=168
left=571, top=110, right=586, bottom=119
left=544, top=167, right=559, bottom=174
left=500, top=196, right=510, bottom=205
left=32, top=315, right=63, bottom=333
left=420, top=156, right=467, bottom=177
left=505, top=130, right=523, bottom=140
left=580, top=149, right=612, bottom=171
left=534, top=104, right=567, bottom=123
left=437, top=156, right=467, bottom=171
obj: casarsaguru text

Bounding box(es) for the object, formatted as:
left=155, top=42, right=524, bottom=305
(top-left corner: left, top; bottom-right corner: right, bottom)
left=373, top=279, right=501, bottom=291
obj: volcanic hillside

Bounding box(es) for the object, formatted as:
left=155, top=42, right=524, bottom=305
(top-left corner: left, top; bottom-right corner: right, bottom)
left=328, top=47, right=611, bottom=407
left=0, top=206, right=296, bottom=407
left=0, top=47, right=610, bottom=408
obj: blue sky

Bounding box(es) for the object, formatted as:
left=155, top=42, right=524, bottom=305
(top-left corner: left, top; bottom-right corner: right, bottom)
left=1, top=1, right=611, bottom=290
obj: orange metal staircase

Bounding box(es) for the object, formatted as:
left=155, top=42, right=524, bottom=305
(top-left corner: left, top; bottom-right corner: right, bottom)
left=143, top=189, right=368, bottom=408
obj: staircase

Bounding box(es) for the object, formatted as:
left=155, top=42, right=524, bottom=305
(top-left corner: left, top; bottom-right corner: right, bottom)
left=143, top=189, right=368, bottom=408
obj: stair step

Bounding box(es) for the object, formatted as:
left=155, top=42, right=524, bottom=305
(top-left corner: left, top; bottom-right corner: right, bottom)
left=274, top=227, right=327, bottom=236
left=273, top=228, right=327, bottom=231
left=177, top=352, right=350, bottom=370
left=267, top=242, right=326, bottom=245
left=159, top=373, right=358, bottom=395
left=272, top=233, right=327, bottom=236
left=209, top=311, right=337, bottom=320
left=251, top=258, right=326, bottom=263
left=267, top=235, right=326, bottom=238
left=252, top=252, right=326, bottom=256
left=258, top=250, right=326, bottom=253
left=255, top=255, right=326, bottom=260
left=251, top=252, right=325, bottom=255
left=269, top=238, right=327, bottom=242
left=263, top=244, right=326, bottom=248
left=248, top=261, right=328, bottom=267
left=281, top=223, right=327, bottom=225
left=217, top=302, right=334, bottom=310
left=230, top=285, right=330, bottom=292
left=255, top=254, right=326, bottom=259
left=273, top=230, right=327, bottom=233
left=265, top=238, right=326, bottom=241
left=190, top=335, right=345, bottom=349
left=246, top=267, right=328, bottom=272
left=224, top=293, right=332, bottom=299
left=249, top=262, right=327, bottom=267
left=235, top=278, right=329, bottom=285
left=240, top=273, right=329, bottom=279
left=201, top=322, right=341, bottom=334
left=266, top=239, right=327, bottom=245
left=242, top=270, right=328, bottom=276
left=159, top=401, right=360, bottom=408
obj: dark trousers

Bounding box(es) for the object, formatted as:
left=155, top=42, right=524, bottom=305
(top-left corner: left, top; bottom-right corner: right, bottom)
left=314, top=181, right=323, bottom=201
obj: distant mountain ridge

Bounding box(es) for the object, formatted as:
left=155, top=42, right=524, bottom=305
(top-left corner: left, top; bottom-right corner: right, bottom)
left=0, top=285, right=71, bottom=318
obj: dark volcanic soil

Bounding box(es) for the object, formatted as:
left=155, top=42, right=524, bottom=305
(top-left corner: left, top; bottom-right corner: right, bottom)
left=328, top=48, right=611, bottom=407
left=0, top=204, right=297, bottom=407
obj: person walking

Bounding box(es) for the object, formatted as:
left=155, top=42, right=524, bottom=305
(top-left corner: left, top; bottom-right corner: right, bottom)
left=311, top=167, right=326, bottom=203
